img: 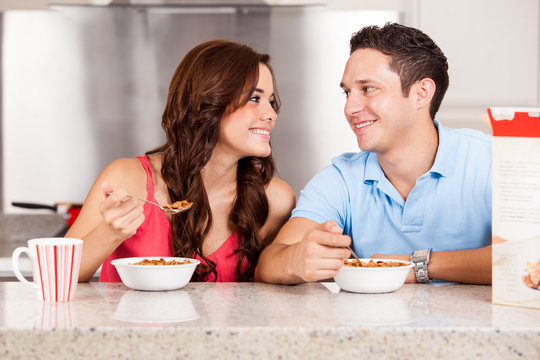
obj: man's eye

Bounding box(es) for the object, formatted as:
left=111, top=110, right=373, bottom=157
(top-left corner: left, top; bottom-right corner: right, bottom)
left=363, top=86, right=375, bottom=93
left=342, top=90, right=350, bottom=97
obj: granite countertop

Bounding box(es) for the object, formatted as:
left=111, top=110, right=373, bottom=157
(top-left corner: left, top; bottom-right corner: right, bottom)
left=0, top=282, right=538, bottom=359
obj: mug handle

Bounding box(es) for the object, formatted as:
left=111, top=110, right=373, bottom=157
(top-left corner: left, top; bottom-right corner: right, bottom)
left=11, top=247, right=39, bottom=289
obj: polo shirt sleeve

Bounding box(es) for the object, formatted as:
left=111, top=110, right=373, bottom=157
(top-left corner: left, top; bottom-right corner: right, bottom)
left=291, top=164, right=349, bottom=229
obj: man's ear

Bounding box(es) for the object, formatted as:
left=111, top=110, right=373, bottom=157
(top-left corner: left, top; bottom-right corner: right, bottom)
left=413, top=78, right=436, bottom=111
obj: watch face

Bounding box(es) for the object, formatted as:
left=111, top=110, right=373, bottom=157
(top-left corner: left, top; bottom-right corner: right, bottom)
left=412, top=249, right=431, bottom=262
left=415, top=249, right=429, bottom=257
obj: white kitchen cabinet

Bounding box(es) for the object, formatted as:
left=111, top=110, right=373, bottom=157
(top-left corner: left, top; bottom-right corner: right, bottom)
left=0, top=0, right=48, bottom=10
left=325, top=0, right=539, bottom=131
left=415, top=0, right=539, bottom=131
left=418, top=0, right=538, bottom=106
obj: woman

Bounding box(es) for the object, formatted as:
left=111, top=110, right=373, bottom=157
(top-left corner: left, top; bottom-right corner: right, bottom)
left=67, top=40, right=296, bottom=282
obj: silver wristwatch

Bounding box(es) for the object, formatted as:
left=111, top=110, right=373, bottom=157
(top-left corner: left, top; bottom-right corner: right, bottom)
left=411, top=248, right=431, bottom=283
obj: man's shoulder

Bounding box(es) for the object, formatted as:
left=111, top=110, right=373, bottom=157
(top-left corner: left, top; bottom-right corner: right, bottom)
left=438, top=124, right=492, bottom=165
left=444, top=125, right=492, bottom=147
left=437, top=124, right=492, bottom=182
left=305, top=151, right=370, bottom=188
left=330, top=151, right=370, bottom=168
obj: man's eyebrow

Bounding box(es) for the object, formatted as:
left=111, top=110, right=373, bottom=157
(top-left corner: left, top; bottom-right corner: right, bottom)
left=340, top=79, right=373, bottom=89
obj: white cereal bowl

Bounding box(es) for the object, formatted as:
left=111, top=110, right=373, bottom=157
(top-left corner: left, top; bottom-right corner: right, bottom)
left=111, top=257, right=200, bottom=291
left=333, top=258, right=414, bottom=293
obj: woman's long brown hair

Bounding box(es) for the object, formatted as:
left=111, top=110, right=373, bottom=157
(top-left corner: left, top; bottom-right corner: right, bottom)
left=147, top=40, right=280, bottom=281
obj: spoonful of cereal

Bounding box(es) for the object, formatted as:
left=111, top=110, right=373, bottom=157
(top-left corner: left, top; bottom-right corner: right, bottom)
left=106, top=193, right=192, bottom=214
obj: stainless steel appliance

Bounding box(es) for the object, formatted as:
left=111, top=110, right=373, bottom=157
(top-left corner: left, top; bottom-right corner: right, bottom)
left=0, top=4, right=398, bottom=211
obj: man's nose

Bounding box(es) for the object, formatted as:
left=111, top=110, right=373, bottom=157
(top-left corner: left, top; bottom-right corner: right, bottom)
left=344, top=94, right=366, bottom=117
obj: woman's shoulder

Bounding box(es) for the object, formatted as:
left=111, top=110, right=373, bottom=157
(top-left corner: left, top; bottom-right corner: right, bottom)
left=102, top=157, right=145, bottom=177
left=258, top=177, right=295, bottom=241
left=266, top=177, right=296, bottom=217
left=98, top=157, right=147, bottom=196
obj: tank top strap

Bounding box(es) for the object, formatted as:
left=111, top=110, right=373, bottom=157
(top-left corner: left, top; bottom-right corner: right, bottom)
left=135, top=155, right=155, bottom=199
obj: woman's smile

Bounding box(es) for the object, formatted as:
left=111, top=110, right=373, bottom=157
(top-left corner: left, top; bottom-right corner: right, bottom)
left=249, top=126, right=272, bottom=139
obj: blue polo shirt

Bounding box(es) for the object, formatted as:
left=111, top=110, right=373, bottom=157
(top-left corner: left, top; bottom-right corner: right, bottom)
left=292, top=120, right=492, bottom=256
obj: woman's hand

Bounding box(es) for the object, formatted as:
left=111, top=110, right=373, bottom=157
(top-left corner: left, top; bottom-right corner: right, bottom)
left=99, top=181, right=145, bottom=241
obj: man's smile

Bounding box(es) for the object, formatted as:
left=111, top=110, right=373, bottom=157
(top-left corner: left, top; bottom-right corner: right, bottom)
left=354, top=120, right=376, bottom=128
left=353, top=120, right=377, bottom=132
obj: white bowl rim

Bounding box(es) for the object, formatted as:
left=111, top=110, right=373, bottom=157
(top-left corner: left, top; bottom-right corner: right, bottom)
left=111, top=256, right=200, bottom=268
left=341, top=258, right=413, bottom=270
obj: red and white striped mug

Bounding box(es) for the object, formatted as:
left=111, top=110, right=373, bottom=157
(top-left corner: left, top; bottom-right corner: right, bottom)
left=12, top=238, right=83, bottom=302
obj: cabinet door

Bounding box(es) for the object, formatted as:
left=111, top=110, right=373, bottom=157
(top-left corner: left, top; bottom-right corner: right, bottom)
left=418, top=0, right=539, bottom=106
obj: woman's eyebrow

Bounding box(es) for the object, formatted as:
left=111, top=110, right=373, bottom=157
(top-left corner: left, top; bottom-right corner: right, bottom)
left=253, top=88, right=275, bottom=98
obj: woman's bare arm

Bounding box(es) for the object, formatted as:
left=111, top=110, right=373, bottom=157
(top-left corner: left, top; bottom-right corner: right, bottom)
left=65, top=158, right=147, bottom=282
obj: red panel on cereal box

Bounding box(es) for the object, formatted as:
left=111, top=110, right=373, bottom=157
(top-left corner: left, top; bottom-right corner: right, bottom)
left=488, top=108, right=540, bottom=137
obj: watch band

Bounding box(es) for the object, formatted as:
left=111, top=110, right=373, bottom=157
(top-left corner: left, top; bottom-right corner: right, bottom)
left=411, top=248, right=431, bottom=283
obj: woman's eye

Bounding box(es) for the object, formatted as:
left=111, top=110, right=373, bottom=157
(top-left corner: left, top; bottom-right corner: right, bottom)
left=249, top=95, right=260, bottom=102
left=270, top=100, right=277, bottom=111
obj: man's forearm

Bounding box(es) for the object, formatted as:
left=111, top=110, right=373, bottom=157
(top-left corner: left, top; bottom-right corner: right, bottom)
left=254, top=243, right=304, bottom=284
left=255, top=217, right=315, bottom=284
left=428, top=245, right=492, bottom=284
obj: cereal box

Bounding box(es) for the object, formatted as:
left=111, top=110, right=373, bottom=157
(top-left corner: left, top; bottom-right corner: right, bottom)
left=489, top=107, right=540, bottom=309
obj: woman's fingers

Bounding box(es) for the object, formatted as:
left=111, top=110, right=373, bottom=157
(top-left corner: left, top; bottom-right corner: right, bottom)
left=109, top=205, right=145, bottom=238
left=97, top=183, right=144, bottom=240
left=108, top=202, right=144, bottom=228
left=100, top=181, right=114, bottom=196
left=100, top=196, right=137, bottom=220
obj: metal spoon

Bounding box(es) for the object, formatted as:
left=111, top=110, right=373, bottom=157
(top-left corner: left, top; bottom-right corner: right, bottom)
left=348, top=246, right=362, bottom=262
left=106, top=193, right=192, bottom=214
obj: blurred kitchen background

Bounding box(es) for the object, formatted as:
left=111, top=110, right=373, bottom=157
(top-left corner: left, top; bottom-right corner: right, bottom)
left=0, top=0, right=539, bottom=255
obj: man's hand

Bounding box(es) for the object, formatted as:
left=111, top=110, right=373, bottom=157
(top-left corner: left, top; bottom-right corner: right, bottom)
left=255, top=218, right=351, bottom=284
left=289, top=220, right=351, bottom=282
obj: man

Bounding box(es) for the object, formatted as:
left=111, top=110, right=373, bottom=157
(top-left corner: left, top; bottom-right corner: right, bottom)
left=255, top=23, right=492, bottom=285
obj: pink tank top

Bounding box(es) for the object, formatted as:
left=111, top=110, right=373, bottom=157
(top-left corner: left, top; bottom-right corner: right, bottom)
left=99, top=155, right=247, bottom=282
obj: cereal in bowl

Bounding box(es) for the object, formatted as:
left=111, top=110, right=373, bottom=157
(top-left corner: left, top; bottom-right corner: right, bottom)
left=344, top=259, right=408, bottom=267
left=131, top=258, right=192, bottom=266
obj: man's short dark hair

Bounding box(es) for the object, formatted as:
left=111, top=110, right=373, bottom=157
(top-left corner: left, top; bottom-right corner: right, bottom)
left=350, top=22, right=449, bottom=119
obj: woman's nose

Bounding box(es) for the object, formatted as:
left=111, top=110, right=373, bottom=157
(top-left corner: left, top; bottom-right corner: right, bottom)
left=262, top=103, right=277, bottom=122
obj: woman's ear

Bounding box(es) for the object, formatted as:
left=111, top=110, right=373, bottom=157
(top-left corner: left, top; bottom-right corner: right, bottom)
left=413, top=78, right=436, bottom=111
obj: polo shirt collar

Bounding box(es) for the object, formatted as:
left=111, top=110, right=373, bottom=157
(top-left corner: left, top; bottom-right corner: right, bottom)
left=362, top=119, right=455, bottom=181
left=429, top=119, right=455, bottom=178
left=364, top=151, right=405, bottom=206
left=364, top=152, right=383, bottom=182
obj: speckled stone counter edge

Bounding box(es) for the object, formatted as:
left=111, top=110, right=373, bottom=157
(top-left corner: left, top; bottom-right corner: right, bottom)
left=0, top=327, right=538, bottom=360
